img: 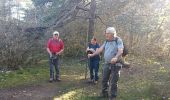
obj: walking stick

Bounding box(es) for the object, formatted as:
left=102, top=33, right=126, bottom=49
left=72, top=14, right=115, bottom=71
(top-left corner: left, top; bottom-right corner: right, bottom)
left=85, top=55, right=90, bottom=79
left=79, top=56, right=88, bottom=80
left=85, top=57, right=88, bottom=79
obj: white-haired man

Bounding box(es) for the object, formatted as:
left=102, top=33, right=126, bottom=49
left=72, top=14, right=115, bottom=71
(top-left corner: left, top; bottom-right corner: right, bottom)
left=88, top=27, right=124, bottom=100
left=47, top=31, right=64, bottom=82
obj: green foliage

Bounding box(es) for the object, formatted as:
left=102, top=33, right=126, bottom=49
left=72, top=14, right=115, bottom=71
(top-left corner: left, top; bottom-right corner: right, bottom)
left=96, top=0, right=170, bottom=60
left=0, top=22, right=27, bottom=69
left=0, top=21, right=47, bottom=70
left=60, top=20, right=88, bottom=57
left=25, top=0, right=170, bottom=61
left=0, top=62, right=49, bottom=88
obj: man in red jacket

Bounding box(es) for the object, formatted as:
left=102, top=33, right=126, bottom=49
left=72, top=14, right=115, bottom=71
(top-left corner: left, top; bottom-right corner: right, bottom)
left=47, top=31, right=64, bottom=82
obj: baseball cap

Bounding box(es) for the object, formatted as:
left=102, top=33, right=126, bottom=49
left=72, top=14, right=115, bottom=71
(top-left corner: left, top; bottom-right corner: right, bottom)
left=106, top=27, right=116, bottom=34
left=53, top=31, right=59, bottom=35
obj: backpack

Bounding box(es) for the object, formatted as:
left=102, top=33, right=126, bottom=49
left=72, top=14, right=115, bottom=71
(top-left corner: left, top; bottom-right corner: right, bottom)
left=104, top=37, right=128, bottom=57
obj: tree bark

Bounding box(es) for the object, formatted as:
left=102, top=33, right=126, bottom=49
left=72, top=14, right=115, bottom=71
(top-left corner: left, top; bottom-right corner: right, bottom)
left=87, top=0, right=96, bottom=42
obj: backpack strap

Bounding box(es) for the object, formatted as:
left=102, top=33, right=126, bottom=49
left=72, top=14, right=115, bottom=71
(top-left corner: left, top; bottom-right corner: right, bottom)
left=104, top=41, right=107, bottom=49
left=114, top=37, right=119, bottom=45
left=104, top=37, right=119, bottom=48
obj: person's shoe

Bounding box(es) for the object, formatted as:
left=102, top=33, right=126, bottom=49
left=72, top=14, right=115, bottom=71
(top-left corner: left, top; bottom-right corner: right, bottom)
left=88, top=79, right=94, bottom=83
left=122, top=62, right=130, bottom=68
left=55, top=78, right=61, bottom=82
left=49, top=78, right=53, bottom=83
left=109, top=97, right=116, bottom=100
left=94, top=81, right=98, bottom=84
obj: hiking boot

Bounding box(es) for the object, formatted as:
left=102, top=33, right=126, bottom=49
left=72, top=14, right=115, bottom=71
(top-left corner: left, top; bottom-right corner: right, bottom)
left=94, top=81, right=98, bottom=84
left=88, top=79, right=94, bottom=83
left=123, top=62, right=130, bottom=68
left=55, top=78, right=61, bottom=82
left=49, top=78, right=53, bottom=83
left=109, top=97, right=116, bottom=100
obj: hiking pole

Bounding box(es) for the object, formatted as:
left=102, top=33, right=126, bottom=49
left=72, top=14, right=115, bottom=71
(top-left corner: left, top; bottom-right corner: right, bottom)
left=85, top=50, right=93, bottom=79
left=85, top=55, right=89, bottom=79
left=79, top=57, right=88, bottom=79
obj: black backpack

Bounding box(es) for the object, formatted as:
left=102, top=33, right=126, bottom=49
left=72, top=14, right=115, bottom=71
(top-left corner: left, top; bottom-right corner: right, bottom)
left=104, top=37, right=128, bottom=57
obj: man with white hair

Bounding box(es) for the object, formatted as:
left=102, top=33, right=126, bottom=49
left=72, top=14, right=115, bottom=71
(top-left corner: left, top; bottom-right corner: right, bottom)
left=88, top=27, right=124, bottom=100
left=47, top=31, right=64, bottom=82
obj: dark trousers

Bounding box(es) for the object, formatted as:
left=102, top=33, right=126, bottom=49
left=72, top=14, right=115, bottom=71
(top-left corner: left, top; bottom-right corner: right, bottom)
left=102, top=63, right=121, bottom=98
left=49, top=57, right=60, bottom=79
left=89, top=60, right=99, bottom=81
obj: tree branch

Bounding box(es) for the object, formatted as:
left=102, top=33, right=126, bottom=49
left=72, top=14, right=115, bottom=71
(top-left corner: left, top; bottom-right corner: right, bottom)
left=51, top=2, right=81, bottom=28
left=95, top=15, right=107, bottom=26
left=76, top=5, right=89, bottom=11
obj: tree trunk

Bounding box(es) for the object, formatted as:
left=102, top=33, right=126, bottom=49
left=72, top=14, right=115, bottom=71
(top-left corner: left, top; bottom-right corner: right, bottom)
left=87, top=0, right=96, bottom=42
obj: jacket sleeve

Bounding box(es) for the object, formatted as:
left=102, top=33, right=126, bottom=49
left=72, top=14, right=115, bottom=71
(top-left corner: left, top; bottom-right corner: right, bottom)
left=60, top=39, right=64, bottom=49
left=47, top=38, right=51, bottom=48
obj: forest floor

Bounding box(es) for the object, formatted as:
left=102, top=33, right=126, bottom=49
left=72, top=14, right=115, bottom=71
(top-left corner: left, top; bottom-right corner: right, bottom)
left=0, top=56, right=170, bottom=100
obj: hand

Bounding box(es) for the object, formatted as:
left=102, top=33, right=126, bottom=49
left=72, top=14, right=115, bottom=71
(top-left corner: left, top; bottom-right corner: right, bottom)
left=90, top=49, right=95, bottom=53
left=88, top=54, right=93, bottom=58
left=111, top=57, right=118, bottom=64
left=56, top=52, right=60, bottom=55
left=88, top=48, right=95, bottom=53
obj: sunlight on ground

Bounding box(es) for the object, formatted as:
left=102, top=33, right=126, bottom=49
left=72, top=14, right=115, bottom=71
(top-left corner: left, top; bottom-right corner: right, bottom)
left=53, top=89, right=80, bottom=100
left=37, top=60, right=48, bottom=64
left=62, top=75, right=86, bottom=80
left=159, top=66, right=166, bottom=73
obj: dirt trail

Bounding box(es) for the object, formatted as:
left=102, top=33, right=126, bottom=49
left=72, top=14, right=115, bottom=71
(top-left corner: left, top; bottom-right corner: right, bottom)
left=0, top=82, right=61, bottom=100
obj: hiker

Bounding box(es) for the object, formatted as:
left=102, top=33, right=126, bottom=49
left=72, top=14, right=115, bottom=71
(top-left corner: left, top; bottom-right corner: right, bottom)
left=88, top=27, right=123, bottom=100
left=47, top=31, right=64, bottom=82
left=86, top=37, right=100, bottom=84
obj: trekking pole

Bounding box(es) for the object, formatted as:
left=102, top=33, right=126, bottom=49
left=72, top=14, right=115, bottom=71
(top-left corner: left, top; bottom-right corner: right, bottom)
left=79, top=56, right=87, bottom=79
left=85, top=55, right=89, bottom=79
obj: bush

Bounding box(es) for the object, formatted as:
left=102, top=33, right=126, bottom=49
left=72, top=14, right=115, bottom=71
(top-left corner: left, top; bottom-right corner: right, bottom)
left=0, top=21, right=45, bottom=70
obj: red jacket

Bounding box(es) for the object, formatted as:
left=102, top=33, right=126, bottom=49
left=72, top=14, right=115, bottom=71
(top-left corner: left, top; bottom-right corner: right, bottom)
left=47, top=38, right=64, bottom=53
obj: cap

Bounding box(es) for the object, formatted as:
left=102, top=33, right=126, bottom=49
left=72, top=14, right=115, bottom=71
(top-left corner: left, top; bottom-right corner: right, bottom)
left=106, top=27, right=116, bottom=34
left=53, top=31, right=59, bottom=35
